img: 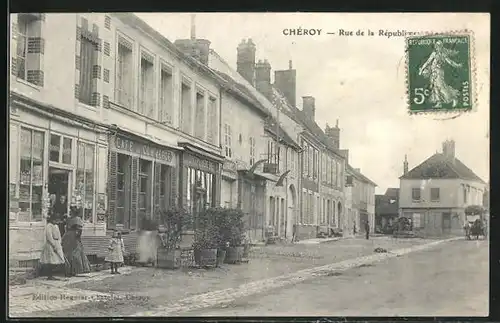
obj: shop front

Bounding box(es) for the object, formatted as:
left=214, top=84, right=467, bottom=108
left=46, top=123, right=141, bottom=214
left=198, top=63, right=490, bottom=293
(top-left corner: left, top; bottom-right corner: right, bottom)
left=238, top=171, right=267, bottom=243
left=9, top=94, right=108, bottom=264
left=106, top=130, right=180, bottom=231
left=178, top=142, right=224, bottom=246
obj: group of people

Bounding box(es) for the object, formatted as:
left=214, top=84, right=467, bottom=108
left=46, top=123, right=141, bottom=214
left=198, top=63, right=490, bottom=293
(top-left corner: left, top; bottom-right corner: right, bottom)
left=39, top=195, right=127, bottom=280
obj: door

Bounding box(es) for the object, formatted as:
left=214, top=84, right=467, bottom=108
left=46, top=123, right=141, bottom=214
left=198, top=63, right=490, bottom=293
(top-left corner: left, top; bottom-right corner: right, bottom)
left=442, top=212, right=451, bottom=234
left=48, top=167, right=71, bottom=235
left=360, top=212, right=369, bottom=232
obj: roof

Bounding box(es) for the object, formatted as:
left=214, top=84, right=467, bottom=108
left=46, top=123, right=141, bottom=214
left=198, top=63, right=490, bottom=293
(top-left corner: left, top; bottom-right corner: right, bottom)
left=384, top=188, right=400, bottom=199
left=400, top=153, right=486, bottom=184
left=347, top=164, right=378, bottom=187
left=271, top=88, right=344, bottom=159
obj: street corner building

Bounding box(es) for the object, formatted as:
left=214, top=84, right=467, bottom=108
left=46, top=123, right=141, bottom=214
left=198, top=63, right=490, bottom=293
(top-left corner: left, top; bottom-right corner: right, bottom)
left=398, top=140, right=487, bottom=237
left=8, top=13, right=226, bottom=266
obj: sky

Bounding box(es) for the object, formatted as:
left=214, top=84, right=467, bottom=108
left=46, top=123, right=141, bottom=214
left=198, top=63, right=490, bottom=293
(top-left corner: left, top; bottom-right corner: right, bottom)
left=137, top=13, right=490, bottom=194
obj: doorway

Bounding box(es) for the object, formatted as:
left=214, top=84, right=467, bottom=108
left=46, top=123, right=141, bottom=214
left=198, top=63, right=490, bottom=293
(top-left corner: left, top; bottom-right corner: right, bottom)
left=442, top=212, right=451, bottom=234
left=48, top=167, right=71, bottom=235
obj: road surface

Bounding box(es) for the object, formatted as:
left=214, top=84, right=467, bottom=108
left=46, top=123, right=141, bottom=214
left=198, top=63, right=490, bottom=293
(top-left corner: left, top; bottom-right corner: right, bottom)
left=182, top=239, right=488, bottom=317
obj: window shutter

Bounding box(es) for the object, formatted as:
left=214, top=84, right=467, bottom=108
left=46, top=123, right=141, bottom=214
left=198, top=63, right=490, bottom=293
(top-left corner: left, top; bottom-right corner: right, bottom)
left=129, top=157, right=139, bottom=230
left=154, top=163, right=161, bottom=222
left=107, top=150, right=118, bottom=228
left=170, top=167, right=178, bottom=207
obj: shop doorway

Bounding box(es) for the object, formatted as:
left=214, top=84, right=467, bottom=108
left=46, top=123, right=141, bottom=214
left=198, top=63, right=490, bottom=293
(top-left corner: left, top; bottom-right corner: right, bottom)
left=48, top=167, right=71, bottom=235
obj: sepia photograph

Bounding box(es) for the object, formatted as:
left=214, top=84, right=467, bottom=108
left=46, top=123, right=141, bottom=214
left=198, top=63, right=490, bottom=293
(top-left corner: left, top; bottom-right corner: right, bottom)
left=8, top=12, right=489, bottom=318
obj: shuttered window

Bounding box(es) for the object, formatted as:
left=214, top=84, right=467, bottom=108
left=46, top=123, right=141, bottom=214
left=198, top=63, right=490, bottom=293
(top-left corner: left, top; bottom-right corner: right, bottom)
left=79, top=36, right=96, bottom=105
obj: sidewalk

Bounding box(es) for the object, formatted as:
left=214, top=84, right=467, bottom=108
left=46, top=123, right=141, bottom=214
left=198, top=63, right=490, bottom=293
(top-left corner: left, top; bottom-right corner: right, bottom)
left=11, top=236, right=437, bottom=317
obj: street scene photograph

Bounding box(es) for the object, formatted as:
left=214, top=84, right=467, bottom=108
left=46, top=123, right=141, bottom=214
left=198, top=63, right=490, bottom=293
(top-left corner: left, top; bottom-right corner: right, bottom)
left=8, top=12, right=489, bottom=318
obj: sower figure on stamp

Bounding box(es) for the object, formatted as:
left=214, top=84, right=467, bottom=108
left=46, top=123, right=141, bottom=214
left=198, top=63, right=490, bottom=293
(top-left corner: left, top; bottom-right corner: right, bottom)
left=418, top=40, right=463, bottom=108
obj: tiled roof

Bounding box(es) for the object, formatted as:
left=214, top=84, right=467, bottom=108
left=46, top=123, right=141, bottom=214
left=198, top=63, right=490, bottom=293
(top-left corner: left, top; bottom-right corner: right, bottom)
left=384, top=188, right=400, bottom=199
left=400, top=153, right=485, bottom=183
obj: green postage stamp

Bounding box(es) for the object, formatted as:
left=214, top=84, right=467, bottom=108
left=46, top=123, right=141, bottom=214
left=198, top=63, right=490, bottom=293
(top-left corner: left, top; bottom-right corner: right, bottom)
left=406, top=31, right=476, bottom=114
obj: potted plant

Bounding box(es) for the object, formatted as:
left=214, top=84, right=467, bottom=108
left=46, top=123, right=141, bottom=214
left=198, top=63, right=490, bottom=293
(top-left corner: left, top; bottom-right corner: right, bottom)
left=192, top=208, right=220, bottom=267
left=217, top=208, right=246, bottom=264
left=156, top=207, right=189, bottom=269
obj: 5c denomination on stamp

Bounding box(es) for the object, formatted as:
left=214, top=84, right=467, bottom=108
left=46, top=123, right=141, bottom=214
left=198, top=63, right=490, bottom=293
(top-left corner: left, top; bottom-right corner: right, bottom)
left=406, top=31, right=475, bottom=114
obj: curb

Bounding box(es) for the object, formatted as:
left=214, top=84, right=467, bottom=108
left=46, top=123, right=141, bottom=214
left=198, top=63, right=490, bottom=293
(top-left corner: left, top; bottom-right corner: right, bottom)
left=133, top=237, right=461, bottom=317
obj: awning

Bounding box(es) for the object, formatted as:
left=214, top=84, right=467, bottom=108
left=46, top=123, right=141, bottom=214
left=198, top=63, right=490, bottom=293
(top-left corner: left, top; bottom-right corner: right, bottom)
left=178, top=142, right=225, bottom=163
left=113, top=125, right=184, bottom=151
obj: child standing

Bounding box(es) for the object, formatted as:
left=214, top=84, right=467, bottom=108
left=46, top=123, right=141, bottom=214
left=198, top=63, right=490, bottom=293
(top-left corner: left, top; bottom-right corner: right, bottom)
left=105, top=230, right=125, bottom=274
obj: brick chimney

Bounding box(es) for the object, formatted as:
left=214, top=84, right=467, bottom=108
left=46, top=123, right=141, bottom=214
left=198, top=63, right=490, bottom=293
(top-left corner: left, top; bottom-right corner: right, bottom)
left=237, top=39, right=256, bottom=85
left=302, top=96, right=315, bottom=121
left=174, top=15, right=211, bottom=65
left=403, top=154, right=408, bottom=175
left=442, top=139, right=456, bottom=160
left=274, top=60, right=296, bottom=107
left=255, top=59, right=272, bottom=99
left=325, top=120, right=340, bottom=149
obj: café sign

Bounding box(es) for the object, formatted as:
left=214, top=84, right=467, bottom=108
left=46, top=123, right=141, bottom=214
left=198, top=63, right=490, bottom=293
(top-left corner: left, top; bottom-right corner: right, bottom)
left=113, top=135, right=174, bottom=163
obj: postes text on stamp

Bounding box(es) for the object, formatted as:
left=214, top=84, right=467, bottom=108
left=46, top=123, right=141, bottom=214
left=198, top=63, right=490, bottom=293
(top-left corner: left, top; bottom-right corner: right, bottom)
left=406, top=32, right=473, bottom=114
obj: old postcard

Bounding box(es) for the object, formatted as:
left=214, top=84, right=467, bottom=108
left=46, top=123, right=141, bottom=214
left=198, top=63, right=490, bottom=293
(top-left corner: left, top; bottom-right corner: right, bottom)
left=8, top=12, right=489, bottom=318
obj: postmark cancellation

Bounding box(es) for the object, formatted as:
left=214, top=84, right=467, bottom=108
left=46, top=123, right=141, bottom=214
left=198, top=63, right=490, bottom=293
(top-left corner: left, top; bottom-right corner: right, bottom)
left=405, top=30, right=477, bottom=115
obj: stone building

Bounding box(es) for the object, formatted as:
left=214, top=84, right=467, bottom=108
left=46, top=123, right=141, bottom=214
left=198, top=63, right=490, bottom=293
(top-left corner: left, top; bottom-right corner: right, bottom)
left=399, top=140, right=486, bottom=237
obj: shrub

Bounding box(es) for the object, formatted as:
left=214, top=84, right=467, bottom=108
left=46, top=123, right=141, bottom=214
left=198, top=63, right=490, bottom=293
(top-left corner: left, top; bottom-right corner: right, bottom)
left=157, top=207, right=191, bottom=250
left=215, top=208, right=245, bottom=247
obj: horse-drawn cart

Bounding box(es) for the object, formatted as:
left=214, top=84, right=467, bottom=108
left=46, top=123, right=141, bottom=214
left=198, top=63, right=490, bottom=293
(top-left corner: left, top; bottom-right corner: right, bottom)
left=464, top=205, right=487, bottom=240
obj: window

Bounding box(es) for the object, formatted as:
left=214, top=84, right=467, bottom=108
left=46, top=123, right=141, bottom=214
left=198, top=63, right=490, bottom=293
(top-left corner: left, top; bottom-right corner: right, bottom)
left=158, top=164, right=170, bottom=211
left=308, top=146, right=313, bottom=178
left=79, top=34, right=98, bottom=105
left=290, top=150, right=295, bottom=172
left=431, top=188, right=440, bottom=202
left=249, top=137, right=256, bottom=165
left=116, top=39, right=133, bottom=108
left=301, top=191, right=307, bottom=224
left=195, top=91, right=205, bottom=140
left=139, top=55, right=155, bottom=117
left=76, top=142, right=95, bottom=223
left=224, top=124, right=232, bottom=158
left=159, top=67, right=173, bottom=124
left=312, top=150, right=317, bottom=179
left=18, top=128, right=44, bottom=222
left=181, top=81, right=192, bottom=134
left=207, top=97, right=218, bottom=144
left=463, top=186, right=468, bottom=203
left=139, top=159, right=151, bottom=220
left=116, top=153, right=129, bottom=224
left=49, top=134, right=72, bottom=164
left=15, top=14, right=42, bottom=85
left=412, top=188, right=421, bottom=202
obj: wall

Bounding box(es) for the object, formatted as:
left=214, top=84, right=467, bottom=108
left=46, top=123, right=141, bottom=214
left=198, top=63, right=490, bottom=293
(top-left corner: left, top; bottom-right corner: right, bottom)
left=399, top=178, right=485, bottom=209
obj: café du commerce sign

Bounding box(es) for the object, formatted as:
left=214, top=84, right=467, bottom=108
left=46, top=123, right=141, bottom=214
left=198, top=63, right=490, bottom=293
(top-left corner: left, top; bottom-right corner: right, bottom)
left=112, top=134, right=175, bottom=165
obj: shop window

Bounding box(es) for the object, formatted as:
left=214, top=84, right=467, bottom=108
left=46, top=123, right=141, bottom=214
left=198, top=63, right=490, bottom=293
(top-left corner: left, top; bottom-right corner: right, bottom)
left=18, top=128, right=44, bottom=222
left=139, top=159, right=151, bottom=218
left=159, top=164, right=169, bottom=210
left=186, top=166, right=215, bottom=229
left=76, top=142, right=95, bottom=223
left=49, top=134, right=72, bottom=164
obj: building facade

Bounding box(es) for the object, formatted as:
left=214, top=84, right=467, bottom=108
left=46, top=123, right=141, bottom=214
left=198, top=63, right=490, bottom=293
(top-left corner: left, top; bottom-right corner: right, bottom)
left=9, top=12, right=227, bottom=264
left=345, top=165, right=377, bottom=235
left=399, top=140, right=486, bottom=237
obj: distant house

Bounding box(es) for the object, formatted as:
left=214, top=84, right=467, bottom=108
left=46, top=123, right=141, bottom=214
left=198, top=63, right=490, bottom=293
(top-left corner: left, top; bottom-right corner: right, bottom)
left=399, top=140, right=486, bottom=237
left=375, top=188, right=399, bottom=232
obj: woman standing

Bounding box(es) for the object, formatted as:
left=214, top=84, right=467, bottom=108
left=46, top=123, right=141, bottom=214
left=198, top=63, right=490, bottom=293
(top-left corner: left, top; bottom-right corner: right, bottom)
left=62, top=217, right=91, bottom=277
left=40, top=215, right=66, bottom=280
left=53, top=195, right=68, bottom=237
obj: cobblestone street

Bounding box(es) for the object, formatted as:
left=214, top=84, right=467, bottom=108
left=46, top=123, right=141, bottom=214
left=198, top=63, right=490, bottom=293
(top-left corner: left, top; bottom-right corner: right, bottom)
left=10, top=237, right=449, bottom=317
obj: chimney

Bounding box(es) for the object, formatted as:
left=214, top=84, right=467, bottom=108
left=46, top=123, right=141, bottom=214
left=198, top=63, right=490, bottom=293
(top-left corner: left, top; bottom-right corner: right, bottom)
left=340, top=149, right=349, bottom=164
left=302, top=96, right=315, bottom=121
left=173, top=15, right=211, bottom=65
left=325, top=120, right=340, bottom=149
left=255, top=59, right=272, bottom=99
left=442, top=139, right=456, bottom=160
left=403, top=154, right=408, bottom=175
left=237, top=39, right=256, bottom=85
left=274, top=60, right=296, bottom=107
